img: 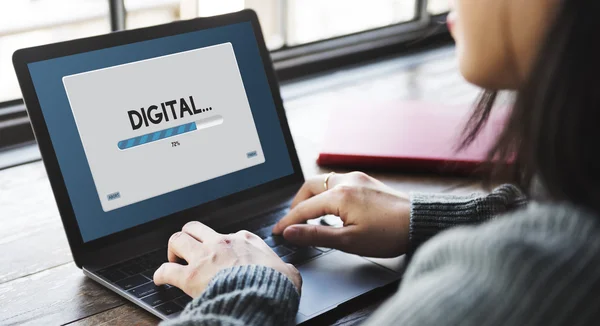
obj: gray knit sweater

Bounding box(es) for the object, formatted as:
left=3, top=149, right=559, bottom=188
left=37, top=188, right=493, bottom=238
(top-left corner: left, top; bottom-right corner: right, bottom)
left=165, top=184, right=600, bottom=325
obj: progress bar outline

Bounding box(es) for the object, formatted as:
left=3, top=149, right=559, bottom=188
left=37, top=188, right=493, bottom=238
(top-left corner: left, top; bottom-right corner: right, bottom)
left=118, top=115, right=224, bottom=150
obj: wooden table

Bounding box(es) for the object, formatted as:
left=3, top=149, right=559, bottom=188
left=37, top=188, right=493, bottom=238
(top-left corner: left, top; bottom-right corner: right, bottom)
left=0, top=45, right=484, bottom=325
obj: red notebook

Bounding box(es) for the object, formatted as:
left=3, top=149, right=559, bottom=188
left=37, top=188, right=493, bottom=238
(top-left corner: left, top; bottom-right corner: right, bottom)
left=317, top=101, right=508, bottom=175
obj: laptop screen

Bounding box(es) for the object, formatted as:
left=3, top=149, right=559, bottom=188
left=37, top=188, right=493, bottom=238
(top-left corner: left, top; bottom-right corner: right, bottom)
left=26, top=22, right=294, bottom=243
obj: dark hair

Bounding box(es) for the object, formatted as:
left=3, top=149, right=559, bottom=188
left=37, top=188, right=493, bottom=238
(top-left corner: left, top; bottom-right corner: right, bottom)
left=461, top=0, right=600, bottom=212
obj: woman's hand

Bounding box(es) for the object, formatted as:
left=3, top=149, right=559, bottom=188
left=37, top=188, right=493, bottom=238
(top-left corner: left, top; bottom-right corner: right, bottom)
left=154, top=221, right=302, bottom=298
left=272, top=172, right=411, bottom=258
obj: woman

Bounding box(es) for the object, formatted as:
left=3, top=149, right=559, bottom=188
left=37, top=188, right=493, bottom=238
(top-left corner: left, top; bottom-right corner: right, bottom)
left=155, top=0, right=600, bottom=324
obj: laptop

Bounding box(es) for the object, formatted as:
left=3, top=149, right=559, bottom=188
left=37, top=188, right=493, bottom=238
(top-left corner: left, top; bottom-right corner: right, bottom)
left=12, top=10, right=401, bottom=324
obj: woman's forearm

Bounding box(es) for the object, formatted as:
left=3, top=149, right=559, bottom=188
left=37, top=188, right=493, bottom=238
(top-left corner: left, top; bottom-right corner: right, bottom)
left=163, top=265, right=299, bottom=326
left=408, top=184, right=527, bottom=254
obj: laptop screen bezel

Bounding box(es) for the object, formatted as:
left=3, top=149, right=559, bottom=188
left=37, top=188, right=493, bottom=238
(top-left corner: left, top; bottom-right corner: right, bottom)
left=12, top=9, right=304, bottom=265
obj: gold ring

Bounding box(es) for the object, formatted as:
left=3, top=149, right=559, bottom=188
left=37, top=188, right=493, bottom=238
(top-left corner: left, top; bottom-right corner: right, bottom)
left=324, top=172, right=335, bottom=191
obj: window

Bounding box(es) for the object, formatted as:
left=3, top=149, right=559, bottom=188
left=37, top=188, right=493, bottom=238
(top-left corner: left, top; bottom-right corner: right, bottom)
left=123, top=0, right=429, bottom=50
left=285, top=0, right=417, bottom=46
left=124, top=0, right=286, bottom=50
left=428, top=0, right=451, bottom=15
left=0, top=0, right=110, bottom=103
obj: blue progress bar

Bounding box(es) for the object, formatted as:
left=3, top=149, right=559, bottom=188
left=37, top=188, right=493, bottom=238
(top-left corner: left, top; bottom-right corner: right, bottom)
left=118, top=122, right=197, bottom=150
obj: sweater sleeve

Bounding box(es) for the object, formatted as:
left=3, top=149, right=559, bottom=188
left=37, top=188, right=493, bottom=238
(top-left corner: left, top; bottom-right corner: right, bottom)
left=409, top=184, right=526, bottom=254
left=364, top=203, right=600, bottom=326
left=162, top=265, right=299, bottom=326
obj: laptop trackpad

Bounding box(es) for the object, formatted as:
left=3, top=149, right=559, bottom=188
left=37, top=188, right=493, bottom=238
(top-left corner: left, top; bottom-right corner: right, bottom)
left=297, top=250, right=399, bottom=318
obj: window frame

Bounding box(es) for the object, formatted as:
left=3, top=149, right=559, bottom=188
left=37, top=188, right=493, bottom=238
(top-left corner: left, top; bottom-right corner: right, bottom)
left=0, top=99, right=33, bottom=149
left=273, top=0, right=429, bottom=60
left=0, top=0, right=449, bottom=154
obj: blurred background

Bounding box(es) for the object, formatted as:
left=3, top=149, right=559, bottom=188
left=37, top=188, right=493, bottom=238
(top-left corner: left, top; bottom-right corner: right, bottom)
left=0, top=0, right=449, bottom=103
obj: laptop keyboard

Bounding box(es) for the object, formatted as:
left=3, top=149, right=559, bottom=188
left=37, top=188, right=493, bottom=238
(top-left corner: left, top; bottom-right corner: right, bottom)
left=97, top=249, right=191, bottom=316
left=96, top=207, right=330, bottom=316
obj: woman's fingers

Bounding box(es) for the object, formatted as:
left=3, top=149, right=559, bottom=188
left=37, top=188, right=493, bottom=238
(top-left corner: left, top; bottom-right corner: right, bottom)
left=290, top=173, right=340, bottom=208
left=282, top=224, right=353, bottom=250
left=153, top=262, right=187, bottom=288
left=289, top=176, right=322, bottom=209
left=273, top=190, right=341, bottom=234
left=167, top=231, right=204, bottom=263
left=182, top=221, right=219, bottom=243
